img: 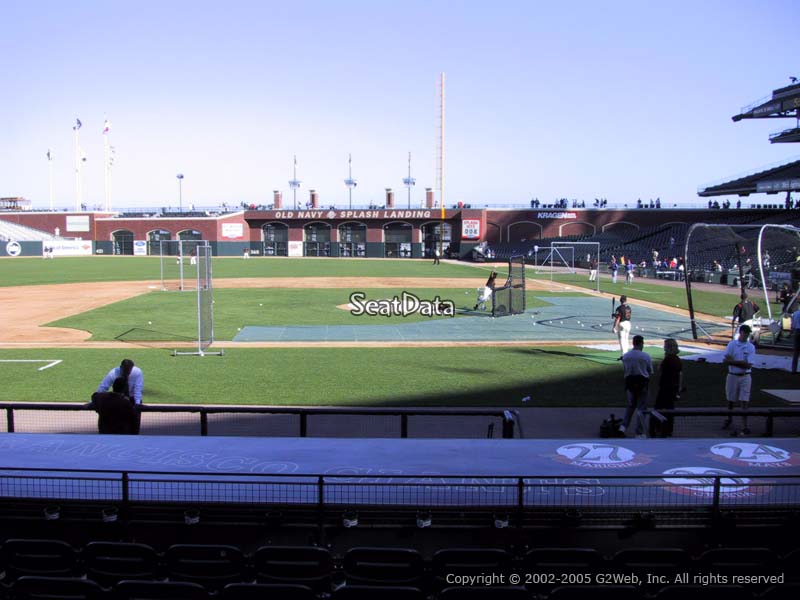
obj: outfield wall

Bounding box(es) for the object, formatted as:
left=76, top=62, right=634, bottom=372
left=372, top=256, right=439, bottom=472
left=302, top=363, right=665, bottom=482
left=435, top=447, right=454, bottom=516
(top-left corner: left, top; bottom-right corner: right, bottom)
left=2, top=207, right=792, bottom=258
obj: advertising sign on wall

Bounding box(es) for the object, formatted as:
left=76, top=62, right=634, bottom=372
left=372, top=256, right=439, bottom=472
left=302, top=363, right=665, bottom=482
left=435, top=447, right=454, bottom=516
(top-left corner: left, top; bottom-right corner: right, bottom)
left=288, top=241, right=304, bottom=257
left=462, top=219, right=481, bottom=239
left=66, top=215, right=91, bottom=232
left=49, top=240, right=93, bottom=256
left=221, top=222, right=244, bottom=239
left=133, top=240, right=148, bottom=256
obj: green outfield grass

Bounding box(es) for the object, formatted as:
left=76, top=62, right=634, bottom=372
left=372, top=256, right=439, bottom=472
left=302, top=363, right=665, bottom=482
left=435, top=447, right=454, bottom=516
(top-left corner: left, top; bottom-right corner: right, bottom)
left=0, top=347, right=788, bottom=408
left=0, top=256, right=485, bottom=286
left=538, top=272, right=784, bottom=319
left=47, top=289, right=566, bottom=341
left=2, top=256, right=792, bottom=410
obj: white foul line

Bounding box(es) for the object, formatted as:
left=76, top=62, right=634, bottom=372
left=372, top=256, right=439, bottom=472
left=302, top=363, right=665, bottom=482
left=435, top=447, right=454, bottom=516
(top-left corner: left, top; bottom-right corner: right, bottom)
left=0, top=359, right=63, bottom=371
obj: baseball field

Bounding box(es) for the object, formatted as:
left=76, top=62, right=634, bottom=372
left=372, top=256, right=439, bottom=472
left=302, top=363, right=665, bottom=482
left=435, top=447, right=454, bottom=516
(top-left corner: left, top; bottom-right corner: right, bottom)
left=0, top=256, right=793, bottom=408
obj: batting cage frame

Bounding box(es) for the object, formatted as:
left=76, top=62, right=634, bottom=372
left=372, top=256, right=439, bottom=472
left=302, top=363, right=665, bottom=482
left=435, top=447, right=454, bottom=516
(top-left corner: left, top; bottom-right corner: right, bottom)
left=491, top=255, right=526, bottom=317
left=173, top=245, right=223, bottom=357
left=548, top=241, right=601, bottom=293
left=685, top=222, right=800, bottom=345
left=159, top=240, right=211, bottom=291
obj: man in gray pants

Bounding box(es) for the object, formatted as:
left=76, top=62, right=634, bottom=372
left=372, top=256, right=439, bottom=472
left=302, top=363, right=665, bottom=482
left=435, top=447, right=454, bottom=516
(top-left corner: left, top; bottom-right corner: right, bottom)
left=618, top=335, right=653, bottom=438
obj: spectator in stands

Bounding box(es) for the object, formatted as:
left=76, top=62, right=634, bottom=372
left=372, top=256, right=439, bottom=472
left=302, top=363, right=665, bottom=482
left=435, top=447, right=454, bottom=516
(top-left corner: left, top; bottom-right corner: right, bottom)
left=618, top=334, right=653, bottom=438
left=731, top=292, right=760, bottom=340
left=90, top=377, right=138, bottom=434
left=612, top=295, right=633, bottom=357
left=651, top=338, right=683, bottom=438
left=97, top=359, right=144, bottom=434
left=792, top=305, right=800, bottom=373
left=722, top=324, right=755, bottom=435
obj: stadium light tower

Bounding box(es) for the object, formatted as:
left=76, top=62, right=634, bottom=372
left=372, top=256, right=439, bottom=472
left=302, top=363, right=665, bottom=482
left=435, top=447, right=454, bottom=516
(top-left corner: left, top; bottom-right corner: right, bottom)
left=176, top=173, right=184, bottom=211
left=402, top=151, right=416, bottom=209
left=289, top=155, right=301, bottom=209
left=344, top=153, right=357, bottom=209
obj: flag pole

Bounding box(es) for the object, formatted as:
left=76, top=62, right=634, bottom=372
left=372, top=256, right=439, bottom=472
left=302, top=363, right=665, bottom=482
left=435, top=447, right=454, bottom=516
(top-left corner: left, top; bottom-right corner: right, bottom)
left=73, top=118, right=82, bottom=211
left=103, top=118, right=111, bottom=211
left=47, top=149, right=54, bottom=211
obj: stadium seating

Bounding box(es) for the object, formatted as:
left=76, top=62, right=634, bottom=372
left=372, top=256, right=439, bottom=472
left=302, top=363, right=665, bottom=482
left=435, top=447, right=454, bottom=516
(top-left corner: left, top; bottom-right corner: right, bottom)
left=0, top=537, right=794, bottom=598
left=82, top=541, right=160, bottom=587
left=11, top=576, right=106, bottom=600
left=251, top=545, right=333, bottom=590
left=0, top=539, right=80, bottom=581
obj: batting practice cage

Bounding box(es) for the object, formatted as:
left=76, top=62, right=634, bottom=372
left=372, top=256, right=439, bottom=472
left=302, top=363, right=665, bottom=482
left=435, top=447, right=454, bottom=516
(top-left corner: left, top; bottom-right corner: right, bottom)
left=492, top=255, right=526, bottom=317
left=546, top=241, right=601, bottom=293
left=173, top=244, right=223, bottom=357
left=685, top=223, right=800, bottom=345
left=160, top=240, right=211, bottom=291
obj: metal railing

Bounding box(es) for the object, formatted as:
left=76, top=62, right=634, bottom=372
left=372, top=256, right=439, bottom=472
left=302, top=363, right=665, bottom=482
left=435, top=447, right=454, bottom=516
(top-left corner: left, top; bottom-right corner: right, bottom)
left=0, top=403, right=520, bottom=439
left=0, top=466, right=797, bottom=525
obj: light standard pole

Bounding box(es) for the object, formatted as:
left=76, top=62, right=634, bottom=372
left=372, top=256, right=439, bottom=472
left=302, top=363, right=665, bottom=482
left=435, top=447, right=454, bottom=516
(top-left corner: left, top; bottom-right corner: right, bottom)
left=402, top=151, right=416, bottom=209
left=289, top=155, right=301, bottom=210
left=344, top=153, right=357, bottom=210
left=176, top=173, right=184, bottom=211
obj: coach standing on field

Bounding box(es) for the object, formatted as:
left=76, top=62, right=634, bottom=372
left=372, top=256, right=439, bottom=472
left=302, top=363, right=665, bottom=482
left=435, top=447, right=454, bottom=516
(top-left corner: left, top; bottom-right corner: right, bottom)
left=722, top=324, right=755, bottom=436
left=97, top=359, right=144, bottom=434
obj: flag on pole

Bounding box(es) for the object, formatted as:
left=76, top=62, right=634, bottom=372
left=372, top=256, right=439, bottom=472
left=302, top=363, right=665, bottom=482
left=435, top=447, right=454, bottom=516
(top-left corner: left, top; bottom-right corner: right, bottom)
left=103, top=119, right=111, bottom=134
left=73, top=118, right=82, bottom=131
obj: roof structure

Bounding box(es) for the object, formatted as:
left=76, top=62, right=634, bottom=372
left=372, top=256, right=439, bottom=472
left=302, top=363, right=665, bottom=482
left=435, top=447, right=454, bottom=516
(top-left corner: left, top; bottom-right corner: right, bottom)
left=698, top=158, right=800, bottom=197
left=732, top=81, right=800, bottom=122
left=698, top=81, right=800, bottom=198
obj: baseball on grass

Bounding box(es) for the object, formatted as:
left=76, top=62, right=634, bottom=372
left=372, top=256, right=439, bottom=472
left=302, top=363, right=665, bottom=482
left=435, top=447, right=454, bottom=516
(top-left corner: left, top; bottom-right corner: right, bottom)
left=148, top=321, right=152, bottom=325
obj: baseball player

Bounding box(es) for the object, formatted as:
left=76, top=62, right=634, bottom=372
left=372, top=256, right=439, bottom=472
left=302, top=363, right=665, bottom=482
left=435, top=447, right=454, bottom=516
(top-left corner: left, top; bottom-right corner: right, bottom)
left=612, top=295, right=633, bottom=357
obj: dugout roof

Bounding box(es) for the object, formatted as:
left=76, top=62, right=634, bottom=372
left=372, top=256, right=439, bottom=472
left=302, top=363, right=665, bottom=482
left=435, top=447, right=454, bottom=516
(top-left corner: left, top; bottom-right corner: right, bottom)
left=697, top=157, right=800, bottom=197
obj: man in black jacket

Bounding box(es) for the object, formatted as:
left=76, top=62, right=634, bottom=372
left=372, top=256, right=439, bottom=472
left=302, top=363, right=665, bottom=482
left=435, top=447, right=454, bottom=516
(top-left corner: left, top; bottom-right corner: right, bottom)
left=90, top=377, right=139, bottom=434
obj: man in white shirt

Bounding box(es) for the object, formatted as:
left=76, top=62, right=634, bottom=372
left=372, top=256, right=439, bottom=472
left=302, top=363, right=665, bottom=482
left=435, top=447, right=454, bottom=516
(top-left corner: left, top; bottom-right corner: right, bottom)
left=722, top=324, right=755, bottom=436
left=618, top=335, right=653, bottom=438
left=97, top=359, right=144, bottom=434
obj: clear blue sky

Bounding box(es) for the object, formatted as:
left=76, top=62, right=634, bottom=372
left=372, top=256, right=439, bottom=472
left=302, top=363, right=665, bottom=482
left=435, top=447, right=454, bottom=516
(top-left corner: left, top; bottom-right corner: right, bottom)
left=1, top=0, right=797, bottom=210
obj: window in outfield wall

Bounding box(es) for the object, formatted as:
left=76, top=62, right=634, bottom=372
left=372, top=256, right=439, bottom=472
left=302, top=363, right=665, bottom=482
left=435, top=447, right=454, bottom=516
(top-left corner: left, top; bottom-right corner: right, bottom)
left=304, top=223, right=331, bottom=257
left=338, top=223, right=366, bottom=257
left=262, top=223, right=288, bottom=256
left=112, top=230, right=134, bottom=255
left=147, top=229, right=171, bottom=255
left=383, top=222, right=412, bottom=258
left=422, top=222, right=452, bottom=258
left=178, top=229, right=203, bottom=241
